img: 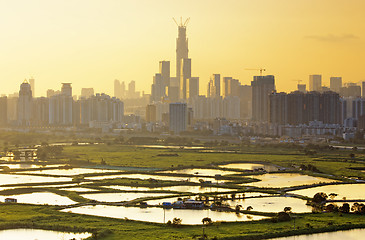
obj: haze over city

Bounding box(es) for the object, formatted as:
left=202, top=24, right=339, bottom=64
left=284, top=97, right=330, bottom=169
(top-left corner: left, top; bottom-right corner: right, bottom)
left=1, top=0, right=365, bottom=97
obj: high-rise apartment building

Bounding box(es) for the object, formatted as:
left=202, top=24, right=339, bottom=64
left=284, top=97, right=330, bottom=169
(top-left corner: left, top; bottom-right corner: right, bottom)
left=297, top=84, right=306, bottom=93
left=251, top=75, right=275, bottom=122
left=151, top=73, right=166, bottom=102
left=169, top=103, right=187, bottom=134
left=210, top=74, right=220, bottom=97
left=330, top=77, right=342, bottom=93
left=187, top=77, right=199, bottom=100
left=146, top=104, right=157, bottom=122
left=29, top=78, right=35, bottom=97
left=18, top=81, right=33, bottom=126
left=0, top=96, right=7, bottom=126
left=114, top=79, right=121, bottom=99
left=309, top=75, right=322, bottom=91
left=81, top=88, right=94, bottom=98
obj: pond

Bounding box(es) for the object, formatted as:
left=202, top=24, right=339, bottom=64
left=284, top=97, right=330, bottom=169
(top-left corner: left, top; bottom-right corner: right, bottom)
left=62, top=205, right=268, bottom=224
left=218, top=163, right=280, bottom=172
left=243, top=173, right=336, bottom=188
left=59, top=187, right=98, bottom=192
left=160, top=168, right=241, bottom=176
left=22, top=168, right=122, bottom=176
left=0, top=229, right=91, bottom=240
left=0, top=174, right=72, bottom=186
left=224, top=196, right=311, bottom=213
left=105, top=185, right=234, bottom=193
left=267, top=228, right=365, bottom=240
left=86, top=174, right=228, bottom=183
left=288, top=183, right=365, bottom=200
left=0, top=164, right=65, bottom=169
left=0, top=192, right=76, bottom=205
left=81, top=192, right=175, bottom=202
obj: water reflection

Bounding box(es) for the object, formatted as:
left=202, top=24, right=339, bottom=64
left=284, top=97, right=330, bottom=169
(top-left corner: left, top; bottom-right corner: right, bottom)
left=0, top=192, right=76, bottom=205
left=218, top=163, right=280, bottom=172
left=0, top=229, right=91, bottom=240
left=81, top=192, right=174, bottom=202
left=0, top=174, right=71, bottom=186
left=22, top=168, right=122, bottom=176
left=160, top=168, right=240, bottom=176
left=289, top=184, right=365, bottom=200
left=105, top=185, right=233, bottom=193
left=63, top=205, right=268, bottom=224
left=243, top=173, right=336, bottom=188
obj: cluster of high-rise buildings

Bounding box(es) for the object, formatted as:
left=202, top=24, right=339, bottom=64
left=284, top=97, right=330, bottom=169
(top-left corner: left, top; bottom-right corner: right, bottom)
left=0, top=81, right=124, bottom=130
left=2, top=20, right=365, bottom=139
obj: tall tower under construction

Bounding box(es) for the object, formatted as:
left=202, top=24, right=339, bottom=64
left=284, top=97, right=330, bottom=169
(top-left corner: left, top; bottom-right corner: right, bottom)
left=174, top=18, right=189, bottom=94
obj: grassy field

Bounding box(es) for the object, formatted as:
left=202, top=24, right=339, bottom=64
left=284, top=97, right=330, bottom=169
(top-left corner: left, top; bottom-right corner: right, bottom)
left=0, top=204, right=365, bottom=240
left=58, top=144, right=365, bottom=179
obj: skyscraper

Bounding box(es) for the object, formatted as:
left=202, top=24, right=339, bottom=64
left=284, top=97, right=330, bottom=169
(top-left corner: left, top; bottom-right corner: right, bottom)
left=29, top=78, right=35, bottom=97
left=114, top=79, right=121, bottom=98
left=169, top=102, right=187, bottom=134
left=251, top=75, right=275, bottom=122
left=159, top=61, right=170, bottom=88
left=0, top=96, right=7, bottom=126
left=309, top=75, right=322, bottom=92
left=330, top=77, right=342, bottom=93
left=210, top=74, right=220, bottom=97
left=175, top=18, right=189, bottom=81
left=187, top=77, right=199, bottom=99
left=362, top=81, right=365, bottom=98
left=18, top=80, right=33, bottom=126
left=151, top=73, right=165, bottom=102
left=180, top=58, right=191, bottom=100
left=81, top=88, right=94, bottom=98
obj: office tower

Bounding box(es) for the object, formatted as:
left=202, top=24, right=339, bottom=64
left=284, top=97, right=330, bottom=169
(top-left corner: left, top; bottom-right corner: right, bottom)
left=330, top=77, right=342, bottom=93
left=159, top=61, right=170, bottom=88
left=168, top=77, right=179, bottom=102
left=146, top=104, right=157, bottom=122
left=81, top=88, right=94, bottom=98
left=0, top=96, right=7, bottom=126
left=175, top=19, right=189, bottom=80
left=297, top=84, right=306, bottom=93
left=251, top=75, right=275, bottom=122
left=239, top=85, right=252, bottom=119
left=18, top=80, right=33, bottom=126
left=207, top=80, right=215, bottom=98
left=61, top=83, right=72, bottom=96
left=169, top=103, right=187, bottom=134
left=114, top=79, right=121, bottom=98
left=151, top=73, right=166, bottom=102
left=128, top=81, right=137, bottom=98
left=210, top=74, right=220, bottom=97
left=29, top=78, right=35, bottom=97
left=7, top=96, right=18, bottom=123
left=180, top=58, right=191, bottom=100
left=222, top=77, right=232, bottom=97
left=187, top=77, right=199, bottom=99
left=309, top=75, right=322, bottom=91
left=362, top=81, right=365, bottom=98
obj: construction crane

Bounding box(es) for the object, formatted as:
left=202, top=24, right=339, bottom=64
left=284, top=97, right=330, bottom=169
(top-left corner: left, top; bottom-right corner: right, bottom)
left=245, top=68, right=266, bottom=76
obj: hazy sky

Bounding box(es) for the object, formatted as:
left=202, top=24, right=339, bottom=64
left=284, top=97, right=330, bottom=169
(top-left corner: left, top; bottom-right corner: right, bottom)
left=1, top=0, right=365, bottom=97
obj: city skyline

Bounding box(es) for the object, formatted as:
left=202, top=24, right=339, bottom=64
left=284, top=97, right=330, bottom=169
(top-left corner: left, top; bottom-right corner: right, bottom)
left=1, top=0, right=365, bottom=97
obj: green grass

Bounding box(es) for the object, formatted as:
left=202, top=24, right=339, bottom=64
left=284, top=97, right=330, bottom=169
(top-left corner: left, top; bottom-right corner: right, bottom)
left=0, top=204, right=365, bottom=240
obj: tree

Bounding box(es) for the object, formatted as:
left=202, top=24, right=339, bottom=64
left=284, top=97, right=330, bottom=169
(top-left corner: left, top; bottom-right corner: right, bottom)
left=312, top=192, right=328, bottom=204
left=246, top=206, right=253, bottom=211
left=202, top=217, right=212, bottom=225
left=276, top=211, right=291, bottom=222
left=328, top=193, right=338, bottom=200
left=284, top=207, right=292, bottom=213
left=172, top=217, right=182, bottom=226
left=339, top=203, right=350, bottom=213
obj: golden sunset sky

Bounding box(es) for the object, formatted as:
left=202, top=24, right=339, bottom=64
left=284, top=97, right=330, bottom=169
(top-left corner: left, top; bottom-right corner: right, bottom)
left=1, top=0, right=365, bottom=97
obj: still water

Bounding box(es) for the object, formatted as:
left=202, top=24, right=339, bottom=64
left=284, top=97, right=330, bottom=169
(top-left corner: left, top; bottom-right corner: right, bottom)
left=161, top=168, right=240, bottom=176
left=244, top=173, right=336, bottom=188
left=218, top=163, right=280, bottom=172
left=0, top=229, right=91, bottom=240
left=105, top=185, right=233, bottom=193
left=289, top=184, right=365, bottom=200
left=0, top=192, right=76, bottom=205
left=81, top=192, right=174, bottom=202
left=22, top=168, right=122, bottom=176
left=267, top=228, right=365, bottom=240
left=62, top=205, right=268, bottom=224
left=0, top=174, right=72, bottom=186
left=224, top=196, right=311, bottom=213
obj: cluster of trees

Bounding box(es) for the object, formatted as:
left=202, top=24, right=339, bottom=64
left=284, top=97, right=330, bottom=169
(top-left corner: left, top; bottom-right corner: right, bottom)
left=37, top=145, right=64, bottom=160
